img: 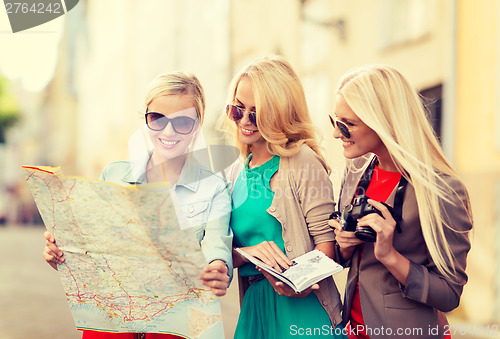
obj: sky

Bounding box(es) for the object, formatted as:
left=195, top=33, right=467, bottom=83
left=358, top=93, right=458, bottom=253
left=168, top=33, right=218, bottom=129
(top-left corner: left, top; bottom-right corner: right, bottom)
left=0, top=7, right=64, bottom=92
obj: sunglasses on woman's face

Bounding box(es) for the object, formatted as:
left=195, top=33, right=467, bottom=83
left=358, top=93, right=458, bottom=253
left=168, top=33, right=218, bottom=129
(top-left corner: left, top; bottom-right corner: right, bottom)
left=145, top=111, right=198, bottom=134
left=329, top=115, right=352, bottom=139
left=226, top=104, right=257, bottom=127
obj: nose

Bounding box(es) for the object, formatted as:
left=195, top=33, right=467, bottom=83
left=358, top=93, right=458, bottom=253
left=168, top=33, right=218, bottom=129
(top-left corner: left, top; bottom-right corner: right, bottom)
left=332, top=123, right=343, bottom=139
left=161, top=120, right=177, bottom=136
left=239, top=110, right=254, bottom=126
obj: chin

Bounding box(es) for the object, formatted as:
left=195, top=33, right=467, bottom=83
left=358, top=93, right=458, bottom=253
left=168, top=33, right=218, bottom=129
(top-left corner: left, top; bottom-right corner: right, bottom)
left=156, top=147, right=189, bottom=161
left=238, top=135, right=258, bottom=145
left=343, top=149, right=364, bottom=160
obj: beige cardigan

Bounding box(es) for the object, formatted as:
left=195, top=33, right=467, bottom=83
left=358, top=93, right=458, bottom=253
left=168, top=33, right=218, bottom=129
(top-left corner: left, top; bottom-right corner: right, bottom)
left=228, top=144, right=343, bottom=328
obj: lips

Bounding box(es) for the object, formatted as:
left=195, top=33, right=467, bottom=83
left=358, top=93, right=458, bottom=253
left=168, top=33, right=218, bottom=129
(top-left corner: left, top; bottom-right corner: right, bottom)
left=240, top=126, right=258, bottom=136
left=159, top=138, right=180, bottom=148
left=342, top=140, right=354, bottom=148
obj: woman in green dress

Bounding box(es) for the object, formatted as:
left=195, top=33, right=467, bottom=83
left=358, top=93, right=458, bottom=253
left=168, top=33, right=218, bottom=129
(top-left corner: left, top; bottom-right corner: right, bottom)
left=222, top=55, right=346, bottom=338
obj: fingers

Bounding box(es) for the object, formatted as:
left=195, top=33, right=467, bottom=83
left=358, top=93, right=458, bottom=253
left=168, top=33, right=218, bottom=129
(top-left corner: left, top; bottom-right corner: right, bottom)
left=42, top=246, right=62, bottom=270
left=259, top=269, right=294, bottom=297
left=334, top=228, right=363, bottom=248
left=261, top=268, right=319, bottom=298
left=358, top=201, right=398, bottom=261
left=331, top=215, right=363, bottom=248
left=43, top=231, right=54, bottom=242
left=204, top=260, right=228, bottom=275
left=200, top=260, right=230, bottom=297
left=328, top=218, right=341, bottom=231
left=367, top=199, right=394, bottom=222
left=298, top=283, right=320, bottom=295
left=247, top=241, right=292, bottom=273
left=358, top=200, right=396, bottom=233
left=200, top=273, right=229, bottom=296
left=267, top=241, right=293, bottom=269
left=43, top=244, right=64, bottom=263
left=42, top=232, right=64, bottom=270
left=45, top=240, right=63, bottom=258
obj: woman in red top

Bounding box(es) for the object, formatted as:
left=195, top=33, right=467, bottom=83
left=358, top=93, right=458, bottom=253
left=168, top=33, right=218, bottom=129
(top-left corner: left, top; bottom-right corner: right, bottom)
left=329, top=65, right=473, bottom=339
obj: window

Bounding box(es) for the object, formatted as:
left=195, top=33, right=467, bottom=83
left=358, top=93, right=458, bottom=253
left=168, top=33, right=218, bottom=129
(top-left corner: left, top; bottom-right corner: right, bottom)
left=380, top=0, right=435, bottom=49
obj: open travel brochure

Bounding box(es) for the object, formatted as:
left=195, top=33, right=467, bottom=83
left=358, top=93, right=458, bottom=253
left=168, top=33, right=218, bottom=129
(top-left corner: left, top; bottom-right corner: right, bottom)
left=236, top=248, right=343, bottom=293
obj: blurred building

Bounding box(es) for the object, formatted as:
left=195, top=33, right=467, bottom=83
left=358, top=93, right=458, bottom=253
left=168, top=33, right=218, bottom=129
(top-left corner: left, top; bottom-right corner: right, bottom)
left=2, top=0, right=498, bottom=331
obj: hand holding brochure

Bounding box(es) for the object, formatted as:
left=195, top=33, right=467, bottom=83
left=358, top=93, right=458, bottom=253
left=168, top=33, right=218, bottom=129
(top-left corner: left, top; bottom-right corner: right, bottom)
left=236, top=248, right=343, bottom=293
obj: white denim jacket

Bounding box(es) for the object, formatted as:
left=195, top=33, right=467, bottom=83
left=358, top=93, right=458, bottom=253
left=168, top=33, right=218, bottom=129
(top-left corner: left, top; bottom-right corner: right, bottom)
left=99, top=154, right=233, bottom=279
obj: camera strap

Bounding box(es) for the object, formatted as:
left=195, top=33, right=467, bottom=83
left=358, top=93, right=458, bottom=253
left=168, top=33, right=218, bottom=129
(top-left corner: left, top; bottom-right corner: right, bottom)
left=355, top=156, right=408, bottom=233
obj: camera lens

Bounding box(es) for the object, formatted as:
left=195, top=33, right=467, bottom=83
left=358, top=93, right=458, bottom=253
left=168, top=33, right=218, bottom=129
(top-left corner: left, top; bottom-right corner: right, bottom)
left=355, top=226, right=377, bottom=242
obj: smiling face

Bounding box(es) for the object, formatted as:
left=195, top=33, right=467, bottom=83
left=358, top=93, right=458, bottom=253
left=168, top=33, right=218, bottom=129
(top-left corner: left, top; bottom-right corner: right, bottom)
left=233, top=76, right=267, bottom=148
left=333, top=94, right=387, bottom=160
left=147, top=94, right=198, bottom=162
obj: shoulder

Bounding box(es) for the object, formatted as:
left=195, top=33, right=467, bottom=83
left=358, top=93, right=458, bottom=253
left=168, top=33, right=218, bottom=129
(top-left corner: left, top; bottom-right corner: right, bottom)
left=438, top=173, right=468, bottom=195
left=198, top=165, right=228, bottom=186
left=437, top=173, right=472, bottom=216
left=282, top=144, right=333, bottom=188
left=194, top=163, right=231, bottom=196
left=287, top=144, right=326, bottom=169
left=224, top=157, right=245, bottom=191
left=293, top=144, right=318, bottom=160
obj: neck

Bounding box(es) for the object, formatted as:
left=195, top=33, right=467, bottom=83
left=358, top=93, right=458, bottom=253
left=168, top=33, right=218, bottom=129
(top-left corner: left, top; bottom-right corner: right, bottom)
left=147, top=152, right=187, bottom=184
left=249, top=142, right=273, bottom=168
left=375, top=153, right=398, bottom=172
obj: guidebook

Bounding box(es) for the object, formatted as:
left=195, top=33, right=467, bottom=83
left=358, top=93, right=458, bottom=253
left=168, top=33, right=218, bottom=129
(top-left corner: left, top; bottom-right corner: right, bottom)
left=235, top=248, right=343, bottom=293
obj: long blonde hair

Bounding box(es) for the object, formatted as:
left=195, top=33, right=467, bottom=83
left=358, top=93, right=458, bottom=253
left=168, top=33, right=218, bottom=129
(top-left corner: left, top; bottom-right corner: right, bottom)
left=222, top=55, right=325, bottom=161
left=337, top=64, right=471, bottom=280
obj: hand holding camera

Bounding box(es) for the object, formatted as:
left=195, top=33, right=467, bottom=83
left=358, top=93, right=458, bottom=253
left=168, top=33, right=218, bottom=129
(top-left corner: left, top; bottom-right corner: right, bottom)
left=334, top=194, right=402, bottom=243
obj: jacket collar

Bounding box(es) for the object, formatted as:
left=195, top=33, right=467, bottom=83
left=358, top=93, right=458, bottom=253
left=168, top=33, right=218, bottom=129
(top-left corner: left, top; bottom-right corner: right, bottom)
left=339, top=153, right=400, bottom=210
left=174, top=156, right=201, bottom=192
left=339, top=153, right=375, bottom=211
left=121, top=153, right=149, bottom=185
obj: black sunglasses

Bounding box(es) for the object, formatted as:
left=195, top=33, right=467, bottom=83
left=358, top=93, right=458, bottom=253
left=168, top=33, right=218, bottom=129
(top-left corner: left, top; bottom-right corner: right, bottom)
left=226, top=105, right=257, bottom=127
left=145, top=111, right=198, bottom=134
left=329, top=115, right=351, bottom=139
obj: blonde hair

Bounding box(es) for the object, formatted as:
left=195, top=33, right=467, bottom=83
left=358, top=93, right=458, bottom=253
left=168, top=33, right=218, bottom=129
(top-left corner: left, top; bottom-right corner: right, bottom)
left=222, top=55, right=325, bottom=161
left=337, top=64, right=471, bottom=280
left=144, top=72, right=205, bottom=125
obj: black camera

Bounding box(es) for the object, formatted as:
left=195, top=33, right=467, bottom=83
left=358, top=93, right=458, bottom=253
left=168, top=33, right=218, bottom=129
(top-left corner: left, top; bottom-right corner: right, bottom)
left=340, top=194, right=381, bottom=242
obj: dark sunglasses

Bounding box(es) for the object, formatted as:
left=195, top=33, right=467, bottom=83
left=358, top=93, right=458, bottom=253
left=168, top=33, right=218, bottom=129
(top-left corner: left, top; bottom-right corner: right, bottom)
left=226, top=104, right=257, bottom=127
left=145, top=111, right=198, bottom=134
left=329, top=115, right=351, bottom=139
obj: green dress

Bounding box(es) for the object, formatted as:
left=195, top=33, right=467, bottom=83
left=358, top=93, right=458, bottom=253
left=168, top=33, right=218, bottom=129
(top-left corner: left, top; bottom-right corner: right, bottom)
left=231, top=155, right=345, bottom=339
